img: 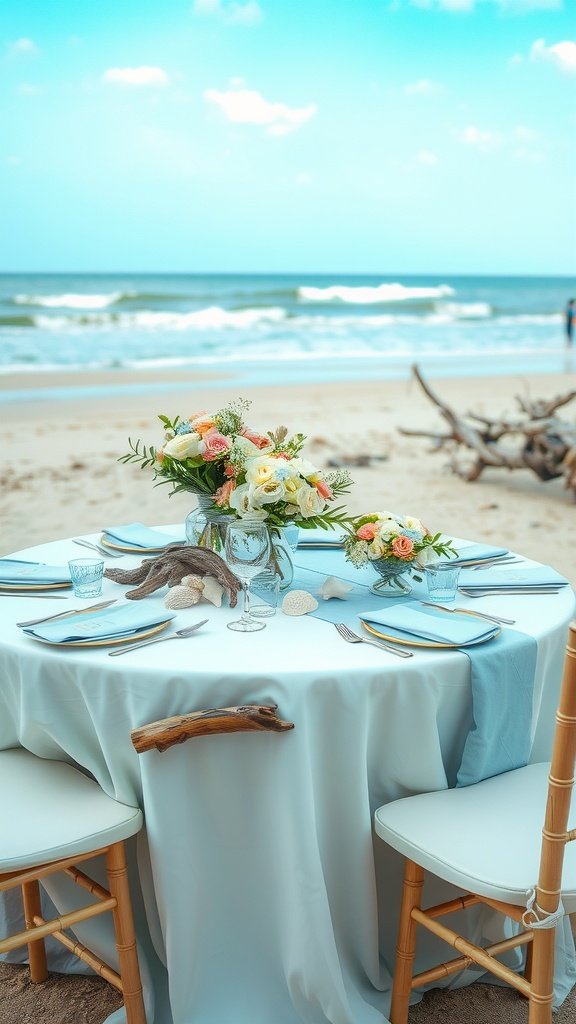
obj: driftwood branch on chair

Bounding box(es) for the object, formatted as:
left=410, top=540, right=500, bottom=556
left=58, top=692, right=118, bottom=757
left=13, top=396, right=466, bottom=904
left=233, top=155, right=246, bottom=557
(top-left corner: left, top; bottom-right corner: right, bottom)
left=131, top=704, right=295, bottom=754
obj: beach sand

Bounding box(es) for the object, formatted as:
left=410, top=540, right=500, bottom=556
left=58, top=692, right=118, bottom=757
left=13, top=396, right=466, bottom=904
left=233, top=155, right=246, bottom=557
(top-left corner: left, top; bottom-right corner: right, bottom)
left=1, top=367, right=575, bottom=1023
left=1, top=368, right=575, bottom=582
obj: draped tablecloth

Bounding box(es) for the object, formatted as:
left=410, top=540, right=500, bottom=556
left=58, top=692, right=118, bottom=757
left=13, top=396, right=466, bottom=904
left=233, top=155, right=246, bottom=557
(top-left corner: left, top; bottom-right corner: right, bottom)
left=0, top=529, right=574, bottom=1024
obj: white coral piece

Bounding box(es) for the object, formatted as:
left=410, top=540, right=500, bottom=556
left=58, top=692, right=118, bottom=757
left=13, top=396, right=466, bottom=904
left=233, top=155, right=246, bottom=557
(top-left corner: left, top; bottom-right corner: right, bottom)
left=201, top=576, right=224, bottom=607
left=164, top=584, right=202, bottom=609
left=281, top=590, right=319, bottom=616
left=318, top=575, right=353, bottom=601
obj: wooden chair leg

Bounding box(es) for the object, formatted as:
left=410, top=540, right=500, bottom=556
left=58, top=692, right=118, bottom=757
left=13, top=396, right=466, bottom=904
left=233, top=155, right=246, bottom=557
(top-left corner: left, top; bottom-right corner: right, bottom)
left=390, top=860, right=424, bottom=1024
left=524, top=935, right=533, bottom=983
left=105, top=842, right=146, bottom=1024
left=21, top=881, right=48, bottom=983
left=528, top=928, right=555, bottom=1024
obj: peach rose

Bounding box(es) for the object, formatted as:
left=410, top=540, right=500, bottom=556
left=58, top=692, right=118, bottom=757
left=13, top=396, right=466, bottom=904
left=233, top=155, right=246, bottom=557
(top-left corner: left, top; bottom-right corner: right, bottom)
left=214, top=479, right=236, bottom=506
left=315, top=479, right=333, bottom=500
left=241, top=428, right=270, bottom=450
left=357, top=523, right=378, bottom=541
left=201, top=429, right=231, bottom=461
left=391, top=535, right=414, bottom=560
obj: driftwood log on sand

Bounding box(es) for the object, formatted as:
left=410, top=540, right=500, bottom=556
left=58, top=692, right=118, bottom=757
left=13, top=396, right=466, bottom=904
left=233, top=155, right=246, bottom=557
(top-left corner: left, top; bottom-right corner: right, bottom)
left=400, top=365, right=576, bottom=498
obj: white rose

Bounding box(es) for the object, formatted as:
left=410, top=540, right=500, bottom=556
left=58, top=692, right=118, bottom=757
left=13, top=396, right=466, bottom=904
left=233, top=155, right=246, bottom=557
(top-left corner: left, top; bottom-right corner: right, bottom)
left=404, top=516, right=425, bottom=535
left=231, top=436, right=263, bottom=460
left=290, top=457, right=319, bottom=480
left=163, top=432, right=202, bottom=461
left=368, top=537, right=387, bottom=559
left=296, top=484, right=325, bottom=518
left=229, top=483, right=267, bottom=519
left=245, top=455, right=280, bottom=486
left=413, top=547, right=439, bottom=568
left=249, top=480, right=285, bottom=506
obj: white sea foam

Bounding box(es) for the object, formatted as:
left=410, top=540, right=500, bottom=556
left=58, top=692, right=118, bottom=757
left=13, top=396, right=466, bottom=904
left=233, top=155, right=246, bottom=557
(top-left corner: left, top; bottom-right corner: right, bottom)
left=32, top=306, right=288, bottom=332
left=298, top=283, right=454, bottom=304
left=434, top=301, right=492, bottom=319
left=16, top=292, right=124, bottom=310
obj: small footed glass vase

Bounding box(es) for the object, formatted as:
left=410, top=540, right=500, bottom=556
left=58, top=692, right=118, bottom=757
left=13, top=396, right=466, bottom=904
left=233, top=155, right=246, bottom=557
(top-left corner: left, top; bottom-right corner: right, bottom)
left=370, top=558, right=413, bottom=597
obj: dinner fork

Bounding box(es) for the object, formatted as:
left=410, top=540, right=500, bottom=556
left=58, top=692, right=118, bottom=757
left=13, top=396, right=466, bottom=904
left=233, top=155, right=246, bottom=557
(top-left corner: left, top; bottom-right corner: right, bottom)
left=73, top=539, right=124, bottom=559
left=108, top=619, right=208, bottom=656
left=334, top=623, right=413, bottom=658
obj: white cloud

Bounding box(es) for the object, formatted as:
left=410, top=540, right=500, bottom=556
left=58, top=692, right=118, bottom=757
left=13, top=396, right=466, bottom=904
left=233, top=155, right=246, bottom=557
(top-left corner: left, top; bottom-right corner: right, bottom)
left=9, top=38, right=39, bottom=56
left=192, top=0, right=262, bottom=24
left=204, top=87, right=316, bottom=134
left=404, top=79, right=444, bottom=95
left=102, top=66, right=170, bottom=87
left=457, top=124, right=501, bottom=151
left=416, top=150, right=439, bottom=165
left=530, top=38, right=576, bottom=74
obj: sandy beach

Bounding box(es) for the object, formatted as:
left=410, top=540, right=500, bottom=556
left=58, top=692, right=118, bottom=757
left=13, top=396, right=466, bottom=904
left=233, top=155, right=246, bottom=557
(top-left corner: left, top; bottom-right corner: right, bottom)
left=1, top=368, right=575, bottom=583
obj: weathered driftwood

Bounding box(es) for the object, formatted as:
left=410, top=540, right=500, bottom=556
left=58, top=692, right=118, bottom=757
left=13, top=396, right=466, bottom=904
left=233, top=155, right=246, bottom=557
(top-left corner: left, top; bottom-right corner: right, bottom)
left=131, top=704, right=295, bottom=754
left=104, top=544, right=241, bottom=604
left=399, top=365, right=576, bottom=497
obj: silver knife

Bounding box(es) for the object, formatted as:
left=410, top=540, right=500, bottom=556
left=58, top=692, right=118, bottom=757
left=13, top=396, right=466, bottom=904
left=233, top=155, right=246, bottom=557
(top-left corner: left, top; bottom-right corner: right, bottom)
left=72, top=538, right=124, bottom=558
left=17, top=599, right=118, bottom=629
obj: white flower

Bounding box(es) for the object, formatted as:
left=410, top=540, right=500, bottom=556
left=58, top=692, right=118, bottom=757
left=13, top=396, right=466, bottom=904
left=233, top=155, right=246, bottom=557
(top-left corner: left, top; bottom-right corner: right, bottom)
left=249, top=480, right=285, bottom=505
left=368, top=537, right=387, bottom=559
left=413, top=547, right=439, bottom=568
left=404, top=516, right=425, bottom=536
left=228, top=483, right=267, bottom=519
left=163, top=432, right=202, bottom=460
left=231, top=436, right=263, bottom=460
left=289, top=456, right=319, bottom=480
left=245, top=455, right=282, bottom=486
left=296, top=484, right=326, bottom=518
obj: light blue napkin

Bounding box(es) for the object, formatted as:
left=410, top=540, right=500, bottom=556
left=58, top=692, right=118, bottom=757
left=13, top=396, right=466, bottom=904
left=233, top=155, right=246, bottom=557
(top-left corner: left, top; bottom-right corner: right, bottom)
left=0, top=560, right=71, bottom=585
left=449, top=542, right=509, bottom=565
left=358, top=601, right=498, bottom=645
left=22, top=603, right=175, bottom=643
left=457, top=627, right=538, bottom=786
left=458, top=566, right=570, bottom=591
left=103, top=523, right=179, bottom=549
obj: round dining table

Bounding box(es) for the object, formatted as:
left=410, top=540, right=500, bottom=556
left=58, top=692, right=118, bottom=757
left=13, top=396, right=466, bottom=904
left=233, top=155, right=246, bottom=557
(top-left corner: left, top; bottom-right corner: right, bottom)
left=0, top=528, right=574, bottom=1024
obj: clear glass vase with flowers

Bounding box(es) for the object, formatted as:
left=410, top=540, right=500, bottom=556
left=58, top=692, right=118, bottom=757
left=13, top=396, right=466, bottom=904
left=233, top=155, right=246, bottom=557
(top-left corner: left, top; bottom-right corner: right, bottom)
left=343, top=512, right=456, bottom=596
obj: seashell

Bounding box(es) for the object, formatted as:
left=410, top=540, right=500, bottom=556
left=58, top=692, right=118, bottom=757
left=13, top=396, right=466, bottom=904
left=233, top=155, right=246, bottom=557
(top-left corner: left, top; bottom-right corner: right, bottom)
left=200, top=576, right=224, bottom=607
left=181, top=575, right=204, bottom=591
left=281, top=590, right=319, bottom=616
left=164, top=585, right=202, bottom=610
left=318, top=576, right=353, bottom=601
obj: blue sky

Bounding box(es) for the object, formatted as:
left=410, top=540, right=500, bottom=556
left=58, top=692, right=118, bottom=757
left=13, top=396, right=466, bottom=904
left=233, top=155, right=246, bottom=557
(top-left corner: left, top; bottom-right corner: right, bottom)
left=1, top=0, right=575, bottom=275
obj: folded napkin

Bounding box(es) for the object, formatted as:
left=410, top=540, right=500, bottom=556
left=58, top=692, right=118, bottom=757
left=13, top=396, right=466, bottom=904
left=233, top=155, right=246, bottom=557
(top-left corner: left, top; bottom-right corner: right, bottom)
left=297, top=527, right=346, bottom=548
left=0, top=560, right=71, bottom=586
left=458, top=566, right=570, bottom=591
left=448, top=542, right=509, bottom=565
left=359, top=602, right=498, bottom=646
left=103, top=523, right=179, bottom=549
left=22, top=603, right=175, bottom=644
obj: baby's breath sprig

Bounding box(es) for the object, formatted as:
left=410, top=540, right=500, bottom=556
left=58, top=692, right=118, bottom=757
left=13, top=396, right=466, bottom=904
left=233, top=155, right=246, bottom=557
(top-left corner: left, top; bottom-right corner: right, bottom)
left=215, top=398, right=251, bottom=437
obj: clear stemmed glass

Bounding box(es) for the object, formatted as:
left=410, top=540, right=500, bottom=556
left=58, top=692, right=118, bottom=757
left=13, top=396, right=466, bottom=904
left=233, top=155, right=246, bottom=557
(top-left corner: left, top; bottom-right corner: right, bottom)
left=225, top=521, right=272, bottom=632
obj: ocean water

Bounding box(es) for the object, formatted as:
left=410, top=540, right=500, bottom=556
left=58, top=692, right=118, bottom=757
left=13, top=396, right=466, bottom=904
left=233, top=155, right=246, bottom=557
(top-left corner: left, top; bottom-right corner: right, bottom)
left=1, top=273, right=574, bottom=400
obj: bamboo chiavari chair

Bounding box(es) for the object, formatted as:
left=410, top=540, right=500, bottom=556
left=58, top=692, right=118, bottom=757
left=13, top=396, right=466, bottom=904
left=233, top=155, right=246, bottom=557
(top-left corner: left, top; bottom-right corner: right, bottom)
left=374, top=621, right=576, bottom=1024
left=0, top=749, right=146, bottom=1023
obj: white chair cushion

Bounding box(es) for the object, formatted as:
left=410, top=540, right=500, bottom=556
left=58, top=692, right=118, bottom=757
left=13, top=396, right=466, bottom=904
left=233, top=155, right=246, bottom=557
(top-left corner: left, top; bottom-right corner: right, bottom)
left=375, top=762, right=576, bottom=912
left=0, top=748, right=142, bottom=872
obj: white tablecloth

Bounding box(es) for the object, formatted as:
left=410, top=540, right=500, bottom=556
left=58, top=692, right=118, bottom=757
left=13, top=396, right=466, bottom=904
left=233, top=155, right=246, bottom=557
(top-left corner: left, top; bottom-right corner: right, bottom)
left=0, top=530, right=574, bottom=1024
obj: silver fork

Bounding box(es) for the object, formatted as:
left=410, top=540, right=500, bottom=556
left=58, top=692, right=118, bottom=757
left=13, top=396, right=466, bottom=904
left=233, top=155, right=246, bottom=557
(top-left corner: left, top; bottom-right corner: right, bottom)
left=108, top=619, right=208, bottom=656
left=334, top=623, right=413, bottom=659
left=73, top=539, right=124, bottom=559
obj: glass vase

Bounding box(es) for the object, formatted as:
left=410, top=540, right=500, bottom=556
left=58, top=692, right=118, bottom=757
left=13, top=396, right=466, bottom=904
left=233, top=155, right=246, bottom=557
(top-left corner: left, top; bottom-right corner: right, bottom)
left=370, top=558, right=412, bottom=597
left=185, top=493, right=232, bottom=558
left=267, top=526, right=295, bottom=592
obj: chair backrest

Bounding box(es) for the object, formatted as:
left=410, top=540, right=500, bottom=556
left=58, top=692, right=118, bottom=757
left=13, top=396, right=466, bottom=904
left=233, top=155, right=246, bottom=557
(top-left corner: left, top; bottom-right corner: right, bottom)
left=535, top=621, right=576, bottom=919
left=131, top=703, right=294, bottom=754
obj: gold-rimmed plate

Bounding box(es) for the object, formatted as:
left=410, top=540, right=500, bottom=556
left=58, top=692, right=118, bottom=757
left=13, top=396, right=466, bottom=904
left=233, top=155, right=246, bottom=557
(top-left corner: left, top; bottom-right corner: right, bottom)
left=27, top=619, right=172, bottom=648
left=0, top=582, right=72, bottom=592
left=99, top=535, right=174, bottom=554
left=361, top=616, right=500, bottom=649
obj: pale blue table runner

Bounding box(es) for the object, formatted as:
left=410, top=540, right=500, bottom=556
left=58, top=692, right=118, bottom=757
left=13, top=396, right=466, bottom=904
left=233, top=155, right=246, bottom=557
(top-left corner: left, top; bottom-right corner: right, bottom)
left=294, top=552, right=538, bottom=786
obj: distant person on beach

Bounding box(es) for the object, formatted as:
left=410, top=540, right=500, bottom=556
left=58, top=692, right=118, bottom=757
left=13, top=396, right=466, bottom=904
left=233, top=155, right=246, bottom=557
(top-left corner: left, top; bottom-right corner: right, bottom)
left=565, top=298, right=575, bottom=348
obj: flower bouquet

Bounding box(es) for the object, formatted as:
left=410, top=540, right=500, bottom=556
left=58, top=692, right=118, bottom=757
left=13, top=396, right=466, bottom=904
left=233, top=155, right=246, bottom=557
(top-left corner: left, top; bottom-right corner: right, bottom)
left=121, top=398, right=353, bottom=586
left=343, top=511, right=456, bottom=596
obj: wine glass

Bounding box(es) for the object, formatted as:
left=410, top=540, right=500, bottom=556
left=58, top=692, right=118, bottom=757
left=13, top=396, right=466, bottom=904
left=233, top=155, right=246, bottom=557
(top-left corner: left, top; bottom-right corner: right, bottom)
left=225, top=521, right=271, bottom=632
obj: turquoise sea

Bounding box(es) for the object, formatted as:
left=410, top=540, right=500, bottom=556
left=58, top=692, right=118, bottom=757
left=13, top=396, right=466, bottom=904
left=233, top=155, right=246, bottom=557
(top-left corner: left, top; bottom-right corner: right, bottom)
left=1, top=273, right=574, bottom=402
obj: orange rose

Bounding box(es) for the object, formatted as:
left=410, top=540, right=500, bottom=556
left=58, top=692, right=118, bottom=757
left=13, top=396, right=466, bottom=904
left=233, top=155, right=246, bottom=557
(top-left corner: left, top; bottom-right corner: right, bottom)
left=391, top=535, right=414, bottom=560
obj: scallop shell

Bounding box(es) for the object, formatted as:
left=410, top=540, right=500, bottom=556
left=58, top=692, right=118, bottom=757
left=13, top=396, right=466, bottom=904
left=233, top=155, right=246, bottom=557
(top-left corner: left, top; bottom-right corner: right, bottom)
left=318, top=576, right=354, bottom=601
left=164, top=584, right=202, bottom=609
left=201, top=576, right=224, bottom=607
left=281, top=590, right=319, bottom=616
